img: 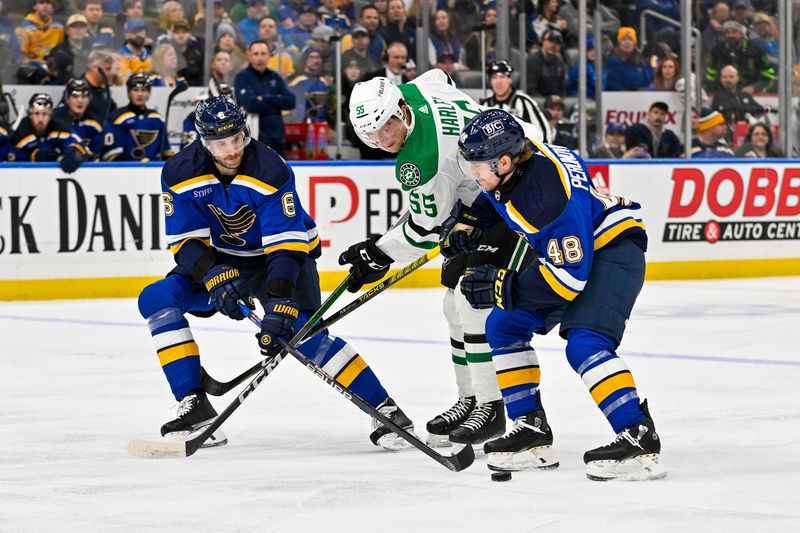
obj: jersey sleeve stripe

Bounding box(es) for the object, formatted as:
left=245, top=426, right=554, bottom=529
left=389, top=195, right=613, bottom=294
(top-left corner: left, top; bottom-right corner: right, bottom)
left=16, top=134, right=36, bottom=148
left=211, top=246, right=264, bottom=257
left=537, top=263, right=581, bottom=301
left=506, top=201, right=539, bottom=234
left=171, top=174, right=218, bottom=194
left=263, top=241, right=309, bottom=254
left=594, top=218, right=646, bottom=251
left=233, top=174, right=278, bottom=195
left=531, top=140, right=571, bottom=198
left=169, top=237, right=211, bottom=254
left=166, top=229, right=211, bottom=246
left=402, top=222, right=438, bottom=249
left=261, top=231, right=309, bottom=246
left=114, top=112, right=136, bottom=125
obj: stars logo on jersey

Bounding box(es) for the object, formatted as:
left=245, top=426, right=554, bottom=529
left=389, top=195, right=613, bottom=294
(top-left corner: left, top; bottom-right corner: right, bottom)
left=398, top=163, right=421, bottom=187
left=207, top=204, right=257, bottom=246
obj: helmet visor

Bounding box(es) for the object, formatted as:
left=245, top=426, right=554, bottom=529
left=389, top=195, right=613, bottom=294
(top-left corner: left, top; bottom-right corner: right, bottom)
left=203, top=130, right=247, bottom=165
left=457, top=151, right=501, bottom=190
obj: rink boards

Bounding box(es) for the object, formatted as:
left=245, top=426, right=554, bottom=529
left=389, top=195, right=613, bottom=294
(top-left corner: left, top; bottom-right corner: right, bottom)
left=0, top=159, right=798, bottom=300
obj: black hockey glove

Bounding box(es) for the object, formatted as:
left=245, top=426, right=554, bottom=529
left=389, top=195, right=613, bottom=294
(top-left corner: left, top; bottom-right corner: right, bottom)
left=338, top=235, right=393, bottom=293
left=33, top=145, right=60, bottom=162
left=203, top=264, right=255, bottom=320
left=460, top=265, right=515, bottom=311
left=439, top=200, right=483, bottom=259
left=257, top=298, right=300, bottom=357
left=59, top=146, right=87, bottom=174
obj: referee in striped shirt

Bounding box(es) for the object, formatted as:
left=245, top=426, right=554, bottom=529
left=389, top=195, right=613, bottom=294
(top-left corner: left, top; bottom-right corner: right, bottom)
left=480, top=60, right=550, bottom=143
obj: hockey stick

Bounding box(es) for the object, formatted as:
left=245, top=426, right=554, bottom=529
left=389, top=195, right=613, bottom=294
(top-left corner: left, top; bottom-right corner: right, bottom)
left=126, top=275, right=352, bottom=459
left=201, top=247, right=441, bottom=396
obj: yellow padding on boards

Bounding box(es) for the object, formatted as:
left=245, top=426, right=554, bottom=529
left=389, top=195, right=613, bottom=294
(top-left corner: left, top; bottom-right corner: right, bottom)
left=335, top=355, right=368, bottom=388
left=158, top=342, right=199, bottom=366
left=590, top=372, right=636, bottom=405
left=496, top=367, right=541, bottom=390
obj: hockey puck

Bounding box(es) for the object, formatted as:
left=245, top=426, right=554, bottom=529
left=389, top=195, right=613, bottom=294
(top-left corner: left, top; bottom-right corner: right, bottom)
left=491, top=471, right=512, bottom=482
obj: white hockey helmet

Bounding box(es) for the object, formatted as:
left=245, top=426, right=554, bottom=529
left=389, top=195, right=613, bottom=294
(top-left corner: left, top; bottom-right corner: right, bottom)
left=349, top=77, right=414, bottom=149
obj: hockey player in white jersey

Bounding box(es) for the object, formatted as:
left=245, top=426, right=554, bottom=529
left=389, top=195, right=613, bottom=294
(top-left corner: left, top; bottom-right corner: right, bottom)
left=340, top=70, right=546, bottom=450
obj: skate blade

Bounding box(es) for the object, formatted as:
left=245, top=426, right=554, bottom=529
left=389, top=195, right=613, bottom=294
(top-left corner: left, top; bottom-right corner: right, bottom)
left=486, top=445, right=559, bottom=471
left=376, top=428, right=419, bottom=451
left=585, top=453, right=667, bottom=481
left=425, top=433, right=452, bottom=448
left=165, top=426, right=228, bottom=449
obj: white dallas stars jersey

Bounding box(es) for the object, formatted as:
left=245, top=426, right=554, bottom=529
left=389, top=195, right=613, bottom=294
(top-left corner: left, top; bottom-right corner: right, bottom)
left=376, top=69, right=545, bottom=262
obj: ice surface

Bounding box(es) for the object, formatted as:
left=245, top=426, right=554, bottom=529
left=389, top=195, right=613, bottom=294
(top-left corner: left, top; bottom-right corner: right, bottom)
left=1, top=277, right=799, bottom=532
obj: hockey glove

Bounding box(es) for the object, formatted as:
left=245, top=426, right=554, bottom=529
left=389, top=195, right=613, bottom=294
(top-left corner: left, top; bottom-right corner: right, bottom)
left=59, top=146, right=87, bottom=174
left=439, top=200, right=483, bottom=259
left=257, top=298, right=300, bottom=357
left=33, top=145, right=60, bottom=162
left=203, top=264, right=255, bottom=320
left=460, top=265, right=515, bottom=311
left=338, top=235, right=393, bottom=292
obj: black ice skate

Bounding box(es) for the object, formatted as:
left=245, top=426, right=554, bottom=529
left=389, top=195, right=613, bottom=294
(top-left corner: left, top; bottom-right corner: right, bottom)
left=483, top=408, right=558, bottom=471
left=425, top=396, right=476, bottom=447
left=160, top=389, right=227, bottom=448
left=448, top=399, right=505, bottom=450
left=583, top=400, right=666, bottom=481
left=370, top=397, right=417, bottom=451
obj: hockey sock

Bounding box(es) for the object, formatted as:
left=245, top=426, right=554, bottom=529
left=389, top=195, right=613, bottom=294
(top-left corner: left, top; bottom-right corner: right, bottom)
left=145, top=307, right=202, bottom=401
left=492, top=343, right=541, bottom=419
left=444, top=289, right=474, bottom=398
left=566, top=328, right=642, bottom=433
left=456, top=292, right=501, bottom=404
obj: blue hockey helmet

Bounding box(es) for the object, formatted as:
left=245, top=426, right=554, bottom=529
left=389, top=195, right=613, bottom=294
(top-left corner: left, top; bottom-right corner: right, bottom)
left=194, top=95, right=249, bottom=142
left=458, top=109, right=526, bottom=167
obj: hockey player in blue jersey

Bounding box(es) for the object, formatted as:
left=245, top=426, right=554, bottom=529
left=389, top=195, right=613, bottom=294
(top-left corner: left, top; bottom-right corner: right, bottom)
left=102, top=73, right=172, bottom=161
left=54, top=78, right=104, bottom=159
left=137, top=95, right=415, bottom=450
left=6, top=93, right=89, bottom=174
left=443, top=109, right=665, bottom=481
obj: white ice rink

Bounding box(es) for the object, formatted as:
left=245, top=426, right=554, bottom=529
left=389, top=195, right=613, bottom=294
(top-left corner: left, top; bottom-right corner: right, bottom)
left=2, top=276, right=800, bottom=532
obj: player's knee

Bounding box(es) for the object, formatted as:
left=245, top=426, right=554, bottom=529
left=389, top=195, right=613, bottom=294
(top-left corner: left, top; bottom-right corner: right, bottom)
left=138, top=279, right=181, bottom=319
left=442, top=288, right=458, bottom=326
left=565, top=328, right=616, bottom=372
left=484, top=308, right=519, bottom=349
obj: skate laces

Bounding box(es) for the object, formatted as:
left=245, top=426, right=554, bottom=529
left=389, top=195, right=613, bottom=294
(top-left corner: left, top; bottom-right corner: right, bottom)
left=509, top=415, right=545, bottom=436
left=460, top=403, right=493, bottom=431
left=175, top=394, right=198, bottom=419
left=439, top=397, right=474, bottom=424
left=373, top=400, right=398, bottom=429
left=607, top=428, right=644, bottom=450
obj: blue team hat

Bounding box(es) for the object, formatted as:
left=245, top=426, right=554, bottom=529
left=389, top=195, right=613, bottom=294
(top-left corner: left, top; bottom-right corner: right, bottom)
left=125, top=18, right=145, bottom=32
left=586, top=35, right=595, bottom=50
left=605, top=122, right=625, bottom=135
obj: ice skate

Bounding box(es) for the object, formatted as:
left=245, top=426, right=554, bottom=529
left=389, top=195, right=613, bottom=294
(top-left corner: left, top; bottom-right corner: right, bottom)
left=583, top=400, right=666, bottom=481
left=484, top=409, right=558, bottom=471
left=425, top=396, right=475, bottom=447
left=160, top=389, right=227, bottom=448
left=448, top=399, right=505, bottom=452
left=370, top=397, right=417, bottom=451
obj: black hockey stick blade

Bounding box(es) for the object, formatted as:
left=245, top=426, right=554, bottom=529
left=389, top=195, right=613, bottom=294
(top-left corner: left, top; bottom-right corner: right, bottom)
left=278, top=339, right=474, bottom=472
left=201, top=362, right=262, bottom=396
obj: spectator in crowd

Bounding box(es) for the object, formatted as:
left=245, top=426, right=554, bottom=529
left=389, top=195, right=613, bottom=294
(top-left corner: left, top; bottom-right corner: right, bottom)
left=544, top=95, right=576, bottom=149
left=318, top=0, right=351, bottom=33
left=167, top=18, right=204, bottom=86
left=341, top=4, right=386, bottom=71
left=530, top=0, right=568, bottom=45
left=691, top=108, right=734, bottom=157
left=115, top=0, right=153, bottom=48
left=234, top=40, right=296, bottom=156
left=0, top=0, right=19, bottom=66
left=604, top=27, right=653, bottom=91
left=16, top=0, right=64, bottom=65
left=526, top=29, right=567, bottom=97
left=710, top=64, right=764, bottom=132
left=7, top=93, right=88, bottom=174
left=209, top=49, right=233, bottom=87
left=238, top=0, right=269, bottom=45
left=118, top=18, right=152, bottom=80
left=749, top=12, right=778, bottom=67
left=462, top=5, right=496, bottom=71
left=82, top=0, right=114, bottom=48
left=82, top=47, right=119, bottom=123
left=158, top=1, right=186, bottom=38
left=567, top=35, right=600, bottom=99
left=102, top=73, right=171, bottom=161
left=402, top=58, right=417, bottom=81
left=215, top=27, right=247, bottom=74
left=287, top=46, right=329, bottom=123
left=284, top=3, right=318, bottom=50
left=702, top=1, right=730, bottom=64
left=373, top=0, right=389, bottom=27
left=48, top=13, right=93, bottom=83
left=650, top=55, right=679, bottom=91
left=276, top=0, right=307, bottom=29
left=481, top=60, right=550, bottom=140
left=150, top=42, right=186, bottom=88
left=258, top=15, right=298, bottom=77
left=590, top=122, right=645, bottom=159
left=363, top=41, right=407, bottom=85
left=433, top=51, right=457, bottom=79
left=448, top=0, right=479, bottom=45
left=380, top=0, right=416, bottom=62
left=624, top=101, right=683, bottom=157
left=304, top=24, right=337, bottom=81
left=734, top=121, right=783, bottom=158
left=53, top=78, right=104, bottom=157
left=731, top=0, right=754, bottom=27
left=559, top=0, right=619, bottom=51
left=706, top=20, right=774, bottom=93
left=342, top=24, right=381, bottom=73
left=428, top=9, right=461, bottom=69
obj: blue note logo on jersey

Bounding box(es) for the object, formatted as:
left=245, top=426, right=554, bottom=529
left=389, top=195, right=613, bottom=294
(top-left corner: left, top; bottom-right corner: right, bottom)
left=207, top=204, right=257, bottom=246
left=131, top=129, right=160, bottom=158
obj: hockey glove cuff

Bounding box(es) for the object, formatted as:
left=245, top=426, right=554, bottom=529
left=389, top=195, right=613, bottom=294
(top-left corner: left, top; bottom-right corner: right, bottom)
left=59, top=146, right=87, bottom=174
left=439, top=200, right=483, bottom=258
left=203, top=265, right=255, bottom=320
left=257, top=298, right=300, bottom=357
left=338, top=235, right=393, bottom=292
left=460, top=265, right=515, bottom=311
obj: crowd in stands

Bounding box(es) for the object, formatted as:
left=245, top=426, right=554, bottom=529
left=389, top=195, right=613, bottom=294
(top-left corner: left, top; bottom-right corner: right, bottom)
left=0, top=0, right=797, bottom=164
